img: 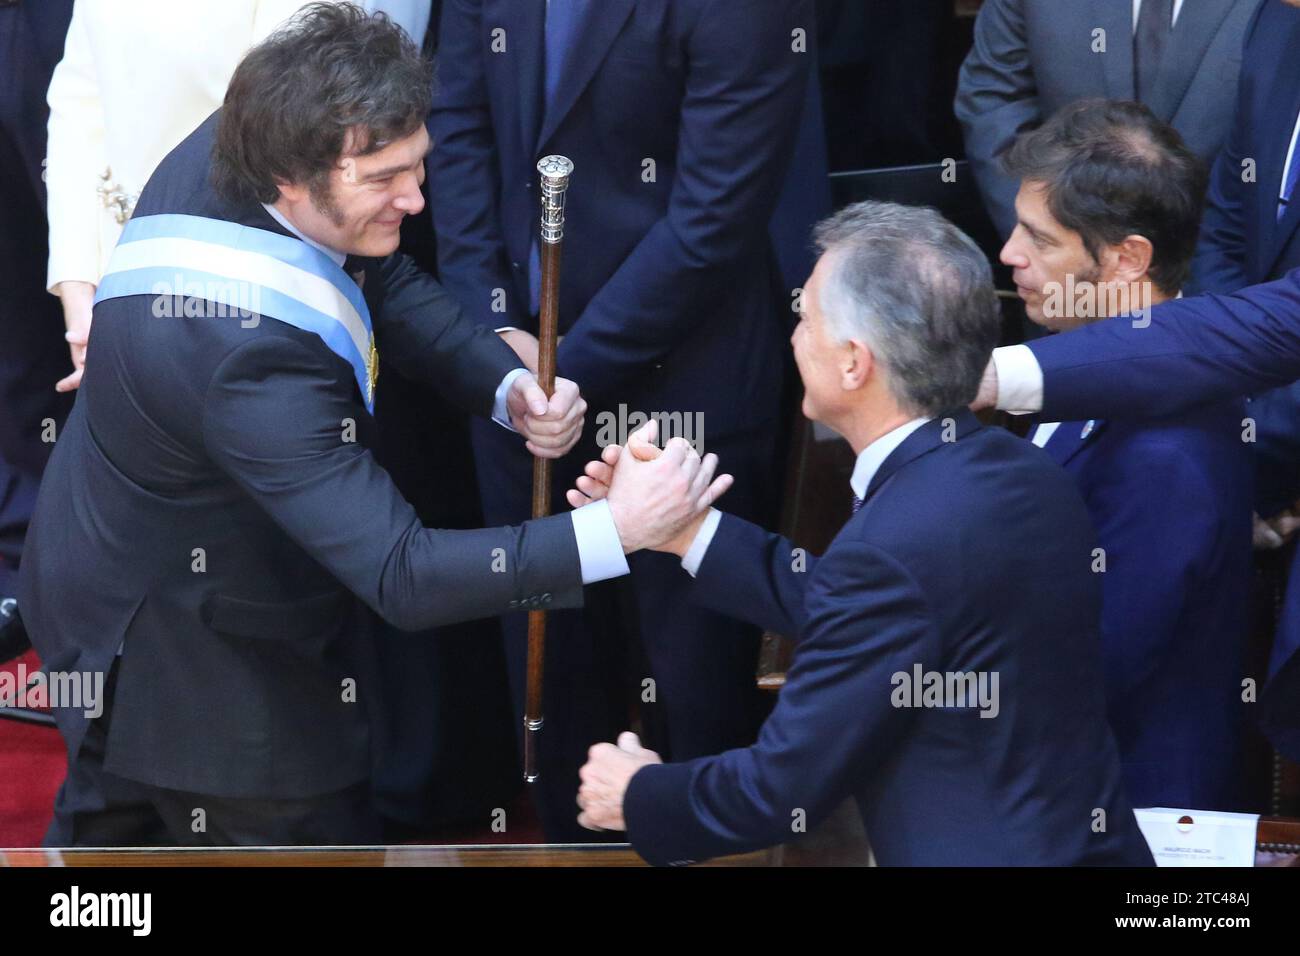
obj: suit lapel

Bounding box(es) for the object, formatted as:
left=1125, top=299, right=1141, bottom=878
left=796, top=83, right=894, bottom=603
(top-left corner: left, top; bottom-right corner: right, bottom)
left=863, top=409, right=983, bottom=505
left=1145, top=0, right=1237, bottom=122
left=1260, top=27, right=1300, bottom=277
left=535, top=0, right=636, bottom=152
left=1042, top=420, right=1107, bottom=468
left=1097, top=0, right=1136, bottom=101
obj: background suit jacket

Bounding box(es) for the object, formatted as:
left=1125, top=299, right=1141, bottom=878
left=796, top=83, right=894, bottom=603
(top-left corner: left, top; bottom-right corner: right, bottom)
left=956, top=0, right=1259, bottom=238
left=428, top=0, right=811, bottom=438
left=1187, top=0, right=1300, bottom=516
left=1037, top=407, right=1252, bottom=810
left=1021, top=268, right=1300, bottom=762
left=625, top=411, right=1153, bottom=866
left=20, top=113, right=584, bottom=800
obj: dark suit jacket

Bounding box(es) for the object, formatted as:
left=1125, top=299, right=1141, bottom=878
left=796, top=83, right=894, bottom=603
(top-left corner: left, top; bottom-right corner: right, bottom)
left=428, top=0, right=811, bottom=438
left=1022, top=268, right=1300, bottom=762
left=956, top=0, right=1259, bottom=238
left=20, top=113, right=584, bottom=800
left=625, top=411, right=1153, bottom=866
left=1037, top=407, right=1252, bottom=809
left=1187, top=0, right=1300, bottom=515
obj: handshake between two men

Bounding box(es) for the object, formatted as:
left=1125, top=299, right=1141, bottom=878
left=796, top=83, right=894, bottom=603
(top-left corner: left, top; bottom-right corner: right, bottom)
left=562, top=419, right=716, bottom=833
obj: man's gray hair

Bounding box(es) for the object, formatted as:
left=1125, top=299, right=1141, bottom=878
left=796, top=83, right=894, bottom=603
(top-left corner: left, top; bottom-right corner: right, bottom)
left=814, top=201, right=1001, bottom=416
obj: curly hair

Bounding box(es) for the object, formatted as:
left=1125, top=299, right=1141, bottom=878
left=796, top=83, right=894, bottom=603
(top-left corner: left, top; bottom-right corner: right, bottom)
left=212, top=2, right=432, bottom=206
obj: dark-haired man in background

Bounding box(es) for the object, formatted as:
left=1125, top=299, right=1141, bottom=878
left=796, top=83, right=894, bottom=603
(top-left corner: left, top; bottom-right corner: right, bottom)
left=998, top=99, right=1251, bottom=811
left=21, top=3, right=718, bottom=846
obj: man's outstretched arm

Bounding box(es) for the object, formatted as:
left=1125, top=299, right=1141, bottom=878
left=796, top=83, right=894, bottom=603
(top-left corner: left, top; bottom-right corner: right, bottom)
left=980, top=269, right=1300, bottom=422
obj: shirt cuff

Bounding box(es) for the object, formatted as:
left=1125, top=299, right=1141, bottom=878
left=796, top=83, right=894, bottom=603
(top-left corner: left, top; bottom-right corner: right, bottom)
left=492, top=367, right=529, bottom=431
left=570, top=499, right=631, bottom=584
left=992, top=345, right=1044, bottom=415
left=680, top=508, right=722, bottom=577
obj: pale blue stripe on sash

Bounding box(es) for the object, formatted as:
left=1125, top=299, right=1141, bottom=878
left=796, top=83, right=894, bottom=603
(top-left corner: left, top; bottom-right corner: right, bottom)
left=95, top=214, right=375, bottom=413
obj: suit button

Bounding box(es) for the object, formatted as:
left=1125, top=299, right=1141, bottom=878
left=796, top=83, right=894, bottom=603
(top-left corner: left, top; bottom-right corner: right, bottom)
left=512, top=261, right=522, bottom=270
left=525, top=181, right=533, bottom=190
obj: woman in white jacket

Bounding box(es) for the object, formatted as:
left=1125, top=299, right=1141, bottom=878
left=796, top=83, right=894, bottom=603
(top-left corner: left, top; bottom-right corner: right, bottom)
left=45, top=0, right=331, bottom=392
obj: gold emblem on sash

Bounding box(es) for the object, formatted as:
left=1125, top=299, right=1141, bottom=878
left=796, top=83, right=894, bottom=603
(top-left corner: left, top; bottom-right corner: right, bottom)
left=366, top=333, right=379, bottom=404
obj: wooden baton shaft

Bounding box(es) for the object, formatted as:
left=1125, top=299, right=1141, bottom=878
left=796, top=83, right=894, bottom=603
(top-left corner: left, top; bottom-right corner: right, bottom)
left=523, top=155, right=572, bottom=783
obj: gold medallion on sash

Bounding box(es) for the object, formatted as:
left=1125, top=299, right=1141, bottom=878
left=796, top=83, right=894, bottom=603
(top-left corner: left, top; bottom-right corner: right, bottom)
left=366, top=333, right=379, bottom=406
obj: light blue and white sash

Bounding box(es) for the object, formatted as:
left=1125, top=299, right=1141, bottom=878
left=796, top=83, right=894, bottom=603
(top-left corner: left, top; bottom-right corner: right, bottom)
left=95, top=213, right=378, bottom=413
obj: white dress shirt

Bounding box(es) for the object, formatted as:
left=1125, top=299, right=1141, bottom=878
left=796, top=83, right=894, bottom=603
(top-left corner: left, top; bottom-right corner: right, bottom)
left=261, top=205, right=627, bottom=585
left=1282, top=109, right=1300, bottom=215
left=1132, top=0, right=1185, bottom=32
left=681, top=417, right=932, bottom=576
left=1030, top=421, right=1062, bottom=448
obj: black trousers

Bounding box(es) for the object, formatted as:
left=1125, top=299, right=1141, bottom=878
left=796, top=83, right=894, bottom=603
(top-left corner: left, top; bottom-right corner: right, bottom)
left=44, top=662, right=381, bottom=848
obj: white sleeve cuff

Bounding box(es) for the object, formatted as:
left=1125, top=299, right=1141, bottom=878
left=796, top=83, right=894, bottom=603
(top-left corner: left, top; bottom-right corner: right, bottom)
left=992, top=345, right=1045, bottom=415
left=570, top=499, right=631, bottom=584
left=680, top=508, right=722, bottom=578
left=491, top=367, right=529, bottom=431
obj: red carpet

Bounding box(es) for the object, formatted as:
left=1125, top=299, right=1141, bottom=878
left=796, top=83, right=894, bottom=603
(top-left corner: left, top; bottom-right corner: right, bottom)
left=0, top=647, right=544, bottom=846
left=0, top=650, right=64, bottom=847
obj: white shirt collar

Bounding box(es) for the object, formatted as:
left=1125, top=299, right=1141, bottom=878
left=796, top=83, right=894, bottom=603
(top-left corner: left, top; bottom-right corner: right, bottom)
left=1133, top=0, right=1185, bottom=33
left=261, top=203, right=348, bottom=267
left=849, top=417, right=932, bottom=501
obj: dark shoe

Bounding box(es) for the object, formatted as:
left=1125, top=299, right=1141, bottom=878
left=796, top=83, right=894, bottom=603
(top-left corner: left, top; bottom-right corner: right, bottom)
left=0, top=598, right=31, bottom=664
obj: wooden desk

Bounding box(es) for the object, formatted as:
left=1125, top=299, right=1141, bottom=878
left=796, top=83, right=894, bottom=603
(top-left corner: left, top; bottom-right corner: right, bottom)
left=3, top=816, right=1296, bottom=866
left=0, top=844, right=764, bottom=868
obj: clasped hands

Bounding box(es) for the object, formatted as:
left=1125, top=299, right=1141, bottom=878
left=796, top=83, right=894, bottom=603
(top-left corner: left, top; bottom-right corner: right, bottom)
left=566, top=420, right=732, bottom=831
left=568, top=418, right=731, bottom=555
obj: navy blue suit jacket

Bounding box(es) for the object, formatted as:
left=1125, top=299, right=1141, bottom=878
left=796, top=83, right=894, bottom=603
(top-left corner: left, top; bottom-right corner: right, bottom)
left=427, top=0, right=811, bottom=437
left=625, top=411, right=1153, bottom=866
left=1036, top=408, right=1252, bottom=809
left=1023, top=270, right=1300, bottom=762
left=1188, top=0, right=1300, bottom=514
left=21, top=114, right=584, bottom=799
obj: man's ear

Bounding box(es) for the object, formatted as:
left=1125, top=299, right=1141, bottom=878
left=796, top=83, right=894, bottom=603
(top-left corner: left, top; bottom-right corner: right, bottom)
left=275, top=179, right=306, bottom=205
left=1109, top=234, right=1155, bottom=286
left=842, top=338, right=874, bottom=392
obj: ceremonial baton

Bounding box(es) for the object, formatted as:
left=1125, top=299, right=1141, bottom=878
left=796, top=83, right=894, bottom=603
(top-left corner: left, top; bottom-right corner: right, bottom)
left=524, top=155, right=574, bottom=782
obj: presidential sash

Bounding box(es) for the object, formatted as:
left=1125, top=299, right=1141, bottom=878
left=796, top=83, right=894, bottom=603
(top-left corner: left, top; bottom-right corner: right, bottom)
left=95, top=213, right=379, bottom=413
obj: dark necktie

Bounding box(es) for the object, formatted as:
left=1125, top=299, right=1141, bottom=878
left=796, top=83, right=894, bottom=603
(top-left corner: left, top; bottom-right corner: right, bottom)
left=1134, top=0, right=1173, bottom=104
left=530, top=0, right=584, bottom=314
left=1280, top=118, right=1300, bottom=222
left=851, top=493, right=864, bottom=515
